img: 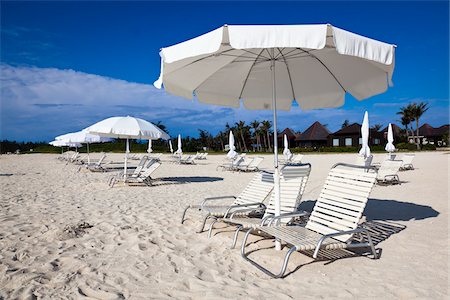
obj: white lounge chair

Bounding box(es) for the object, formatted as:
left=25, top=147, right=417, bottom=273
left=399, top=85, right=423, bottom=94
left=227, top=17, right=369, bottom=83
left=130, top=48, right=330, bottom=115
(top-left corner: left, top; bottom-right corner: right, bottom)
left=87, top=153, right=109, bottom=172
left=237, top=156, right=264, bottom=172
left=208, top=164, right=312, bottom=248
left=179, top=155, right=196, bottom=164
left=197, top=153, right=208, bottom=160
left=241, top=163, right=378, bottom=278
left=284, top=154, right=303, bottom=165
left=181, top=171, right=274, bottom=232
left=399, top=154, right=415, bottom=170
left=109, top=159, right=161, bottom=187
left=376, top=159, right=403, bottom=185
left=217, top=154, right=245, bottom=171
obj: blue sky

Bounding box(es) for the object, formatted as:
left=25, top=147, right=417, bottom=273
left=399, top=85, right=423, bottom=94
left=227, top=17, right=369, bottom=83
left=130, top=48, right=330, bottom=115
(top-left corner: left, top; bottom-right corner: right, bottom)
left=1, top=1, right=448, bottom=141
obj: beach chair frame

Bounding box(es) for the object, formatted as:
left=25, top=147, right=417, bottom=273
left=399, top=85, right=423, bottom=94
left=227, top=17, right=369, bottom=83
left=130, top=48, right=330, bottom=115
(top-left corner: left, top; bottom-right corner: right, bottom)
left=241, top=163, right=378, bottom=278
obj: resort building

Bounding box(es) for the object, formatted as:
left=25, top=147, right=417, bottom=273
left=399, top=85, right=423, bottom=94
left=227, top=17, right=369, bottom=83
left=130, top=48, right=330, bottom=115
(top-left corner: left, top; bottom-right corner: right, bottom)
left=295, top=121, right=330, bottom=148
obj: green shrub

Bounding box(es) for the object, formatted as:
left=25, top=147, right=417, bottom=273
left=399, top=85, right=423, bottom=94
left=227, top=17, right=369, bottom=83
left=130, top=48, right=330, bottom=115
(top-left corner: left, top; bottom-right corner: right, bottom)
left=422, top=144, right=436, bottom=150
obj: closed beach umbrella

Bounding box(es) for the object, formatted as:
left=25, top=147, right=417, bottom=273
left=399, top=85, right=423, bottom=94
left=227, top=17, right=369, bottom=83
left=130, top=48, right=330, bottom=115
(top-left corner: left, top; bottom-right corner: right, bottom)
left=283, top=134, right=292, bottom=161
left=385, top=123, right=396, bottom=156
left=169, top=139, right=174, bottom=153
left=56, top=131, right=112, bottom=164
left=154, top=24, right=395, bottom=249
left=147, top=139, right=153, bottom=153
left=175, top=134, right=182, bottom=157
left=227, top=131, right=237, bottom=159
left=85, top=116, right=169, bottom=180
left=359, top=111, right=371, bottom=158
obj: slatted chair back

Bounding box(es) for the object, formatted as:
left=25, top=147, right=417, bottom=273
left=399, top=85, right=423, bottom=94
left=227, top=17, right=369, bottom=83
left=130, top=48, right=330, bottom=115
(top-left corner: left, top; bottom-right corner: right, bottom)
left=264, top=164, right=311, bottom=219
left=305, top=164, right=377, bottom=242
left=94, top=153, right=107, bottom=166
left=233, top=171, right=274, bottom=206
left=138, top=161, right=161, bottom=179
left=238, top=157, right=254, bottom=168
left=377, top=159, right=403, bottom=181
left=131, top=156, right=149, bottom=176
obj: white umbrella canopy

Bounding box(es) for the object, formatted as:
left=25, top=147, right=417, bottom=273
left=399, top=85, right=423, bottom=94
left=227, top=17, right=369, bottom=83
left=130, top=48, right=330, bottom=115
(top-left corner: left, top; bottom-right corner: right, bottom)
left=385, top=123, right=396, bottom=154
left=154, top=24, right=396, bottom=249
left=50, top=140, right=81, bottom=147
left=175, top=134, right=182, bottom=156
left=85, top=116, right=170, bottom=180
left=283, top=134, right=292, bottom=161
left=359, top=111, right=371, bottom=158
left=226, top=131, right=238, bottom=159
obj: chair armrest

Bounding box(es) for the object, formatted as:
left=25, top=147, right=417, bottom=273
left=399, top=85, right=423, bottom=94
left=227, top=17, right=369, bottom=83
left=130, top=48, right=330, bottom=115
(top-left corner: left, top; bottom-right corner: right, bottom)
left=200, top=196, right=236, bottom=208
left=313, top=227, right=368, bottom=258
left=229, top=206, right=265, bottom=219
left=267, top=211, right=310, bottom=226
left=224, top=203, right=266, bottom=218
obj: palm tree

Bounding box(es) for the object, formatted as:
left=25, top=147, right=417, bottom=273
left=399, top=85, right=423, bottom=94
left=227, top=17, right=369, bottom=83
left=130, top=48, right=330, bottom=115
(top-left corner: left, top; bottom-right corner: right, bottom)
left=341, top=119, right=350, bottom=128
left=397, top=104, right=416, bottom=144
left=250, top=120, right=261, bottom=151
left=410, top=102, right=429, bottom=149
left=235, top=121, right=248, bottom=152
left=261, top=120, right=272, bottom=152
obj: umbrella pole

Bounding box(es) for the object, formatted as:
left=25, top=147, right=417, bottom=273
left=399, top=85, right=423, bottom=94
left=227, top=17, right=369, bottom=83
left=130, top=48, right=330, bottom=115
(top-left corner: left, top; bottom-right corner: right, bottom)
left=124, top=138, right=129, bottom=181
left=147, top=139, right=152, bottom=153
left=271, top=55, right=281, bottom=251
left=87, top=143, right=90, bottom=165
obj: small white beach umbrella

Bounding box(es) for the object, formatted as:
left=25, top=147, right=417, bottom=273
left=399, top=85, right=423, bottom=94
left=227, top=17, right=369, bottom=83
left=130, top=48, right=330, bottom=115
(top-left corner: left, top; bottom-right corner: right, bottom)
left=283, top=134, right=292, bottom=161
left=169, top=139, right=174, bottom=153
left=85, top=116, right=169, bottom=180
left=50, top=140, right=82, bottom=155
left=175, top=134, right=182, bottom=157
left=385, top=123, right=396, bottom=155
left=227, top=131, right=238, bottom=159
left=147, top=139, right=153, bottom=153
left=154, top=24, right=395, bottom=249
left=359, top=111, right=371, bottom=158
left=56, top=131, right=112, bottom=164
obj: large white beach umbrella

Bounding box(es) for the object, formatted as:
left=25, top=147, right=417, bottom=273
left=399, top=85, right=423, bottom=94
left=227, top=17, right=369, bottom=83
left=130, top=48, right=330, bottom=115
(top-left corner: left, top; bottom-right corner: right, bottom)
left=175, top=134, right=182, bottom=157
left=85, top=116, right=169, bottom=180
left=385, top=123, right=396, bottom=157
left=359, top=111, right=371, bottom=158
left=154, top=24, right=395, bottom=249
left=56, top=131, right=112, bottom=164
left=227, top=131, right=238, bottom=159
left=283, top=134, right=292, bottom=161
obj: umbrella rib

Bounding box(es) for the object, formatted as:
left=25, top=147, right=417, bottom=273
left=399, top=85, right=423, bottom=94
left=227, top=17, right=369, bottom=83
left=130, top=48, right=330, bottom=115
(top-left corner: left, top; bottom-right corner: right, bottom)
left=238, top=49, right=266, bottom=99
left=278, top=48, right=296, bottom=102
left=297, top=47, right=347, bottom=93
left=162, top=48, right=236, bottom=77
left=193, top=49, right=257, bottom=99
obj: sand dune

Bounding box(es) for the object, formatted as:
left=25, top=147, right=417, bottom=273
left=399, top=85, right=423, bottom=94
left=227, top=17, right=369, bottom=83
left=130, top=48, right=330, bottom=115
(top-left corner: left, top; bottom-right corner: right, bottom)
left=0, top=152, right=448, bottom=299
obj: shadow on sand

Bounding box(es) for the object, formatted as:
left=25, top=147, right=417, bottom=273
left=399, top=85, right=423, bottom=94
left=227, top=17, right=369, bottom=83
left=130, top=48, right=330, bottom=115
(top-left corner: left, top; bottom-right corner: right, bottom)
left=245, top=198, right=439, bottom=277
left=157, top=176, right=224, bottom=185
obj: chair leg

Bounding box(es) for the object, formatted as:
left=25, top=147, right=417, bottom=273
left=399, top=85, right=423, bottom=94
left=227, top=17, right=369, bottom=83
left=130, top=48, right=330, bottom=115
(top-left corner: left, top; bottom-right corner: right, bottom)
left=180, top=206, right=191, bottom=224
left=207, top=218, right=219, bottom=238
left=240, top=228, right=297, bottom=278
left=366, top=232, right=378, bottom=259
left=231, top=225, right=243, bottom=249
left=197, top=213, right=211, bottom=233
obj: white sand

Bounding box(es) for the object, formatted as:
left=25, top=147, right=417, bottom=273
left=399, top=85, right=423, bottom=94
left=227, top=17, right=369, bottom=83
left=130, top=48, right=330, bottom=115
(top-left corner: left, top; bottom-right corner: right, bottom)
left=0, top=152, right=448, bottom=299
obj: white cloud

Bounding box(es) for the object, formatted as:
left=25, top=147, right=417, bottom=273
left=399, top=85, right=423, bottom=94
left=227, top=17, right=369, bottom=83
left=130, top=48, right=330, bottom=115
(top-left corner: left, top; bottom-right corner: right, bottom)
left=3, top=64, right=445, bottom=141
